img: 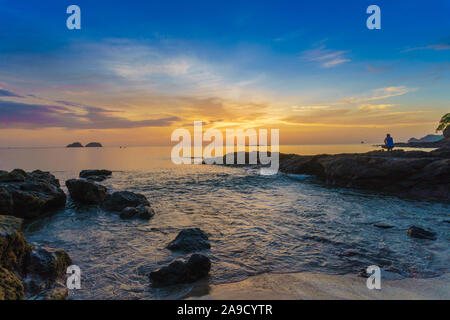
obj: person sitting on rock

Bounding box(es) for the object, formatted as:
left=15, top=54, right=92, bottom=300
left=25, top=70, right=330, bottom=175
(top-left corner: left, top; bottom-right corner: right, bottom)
left=384, top=133, right=395, bottom=151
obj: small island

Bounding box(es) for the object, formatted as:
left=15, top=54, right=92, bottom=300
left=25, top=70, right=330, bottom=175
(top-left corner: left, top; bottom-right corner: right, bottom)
left=85, top=142, right=103, bottom=148
left=66, top=142, right=83, bottom=148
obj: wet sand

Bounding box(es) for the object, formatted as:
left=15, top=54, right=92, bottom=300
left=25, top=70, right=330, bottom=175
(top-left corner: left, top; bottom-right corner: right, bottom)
left=188, top=272, right=450, bottom=300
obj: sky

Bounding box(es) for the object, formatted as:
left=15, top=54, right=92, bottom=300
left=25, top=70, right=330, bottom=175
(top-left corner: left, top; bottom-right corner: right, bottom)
left=0, top=0, right=449, bottom=147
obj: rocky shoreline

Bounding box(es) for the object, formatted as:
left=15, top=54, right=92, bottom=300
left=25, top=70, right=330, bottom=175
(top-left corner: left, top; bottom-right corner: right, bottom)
left=217, top=146, right=450, bottom=202
left=0, top=169, right=211, bottom=300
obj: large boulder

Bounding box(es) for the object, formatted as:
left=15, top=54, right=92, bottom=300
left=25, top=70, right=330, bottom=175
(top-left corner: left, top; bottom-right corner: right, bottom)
left=66, top=179, right=107, bottom=204
left=0, top=170, right=66, bottom=219
left=149, top=254, right=211, bottom=287
left=102, top=191, right=150, bottom=212
left=79, top=169, right=112, bottom=182
left=167, top=228, right=211, bottom=252
left=120, top=205, right=155, bottom=220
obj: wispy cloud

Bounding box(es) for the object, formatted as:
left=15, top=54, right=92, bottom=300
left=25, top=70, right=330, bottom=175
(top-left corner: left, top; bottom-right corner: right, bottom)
left=402, top=43, right=450, bottom=52
left=0, top=99, right=180, bottom=129
left=341, top=86, right=416, bottom=104
left=301, top=45, right=350, bottom=68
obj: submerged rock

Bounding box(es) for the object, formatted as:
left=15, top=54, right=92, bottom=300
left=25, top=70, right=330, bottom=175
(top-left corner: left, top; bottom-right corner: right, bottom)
left=167, top=228, right=211, bottom=252
left=25, top=247, right=72, bottom=280
left=0, top=170, right=66, bottom=219
left=120, top=205, right=155, bottom=220
left=79, top=169, right=112, bottom=182
left=149, top=254, right=211, bottom=287
left=66, top=179, right=107, bottom=204
left=66, top=142, right=83, bottom=148
left=102, top=191, right=150, bottom=212
left=407, top=226, right=437, bottom=240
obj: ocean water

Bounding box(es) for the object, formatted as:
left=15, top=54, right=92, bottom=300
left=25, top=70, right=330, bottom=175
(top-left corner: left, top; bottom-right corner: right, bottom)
left=0, top=146, right=449, bottom=299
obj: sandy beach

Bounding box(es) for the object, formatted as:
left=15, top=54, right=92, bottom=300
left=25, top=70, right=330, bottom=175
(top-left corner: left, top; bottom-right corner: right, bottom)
left=189, top=272, right=450, bottom=300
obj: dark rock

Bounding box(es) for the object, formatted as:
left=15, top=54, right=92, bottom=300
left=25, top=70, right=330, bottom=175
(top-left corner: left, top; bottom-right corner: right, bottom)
left=374, top=223, right=394, bottom=229
left=25, top=247, right=72, bottom=280
left=0, top=215, right=71, bottom=300
left=120, top=205, right=155, bottom=220
left=102, top=191, right=150, bottom=212
left=219, top=149, right=450, bottom=201
left=407, top=226, right=437, bottom=240
left=136, top=205, right=155, bottom=220
left=167, top=228, right=211, bottom=252
left=149, top=254, right=211, bottom=287
left=0, top=170, right=66, bottom=219
left=66, top=142, right=83, bottom=148
left=80, top=169, right=112, bottom=182
left=66, top=179, right=107, bottom=204
left=0, top=215, right=31, bottom=272
left=0, top=266, right=24, bottom=300
left=85, top=142, right=102, bottom=147
left=120, top=207, right=138, bottom=219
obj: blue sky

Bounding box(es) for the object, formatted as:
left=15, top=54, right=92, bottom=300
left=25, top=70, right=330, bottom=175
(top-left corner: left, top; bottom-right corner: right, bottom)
left=0, top=0, right=449, bottom=146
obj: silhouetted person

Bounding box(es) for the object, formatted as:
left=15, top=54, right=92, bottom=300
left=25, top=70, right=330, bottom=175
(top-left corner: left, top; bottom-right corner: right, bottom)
left=384, top=133, right=394, bottom=151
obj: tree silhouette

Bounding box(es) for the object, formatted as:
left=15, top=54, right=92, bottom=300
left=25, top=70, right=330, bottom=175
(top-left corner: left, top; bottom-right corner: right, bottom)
left=436, top=113, right=449, bottom=133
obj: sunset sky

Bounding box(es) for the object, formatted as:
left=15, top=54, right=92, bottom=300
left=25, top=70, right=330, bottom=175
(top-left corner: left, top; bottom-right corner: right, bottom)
left=0, top=0, right=449, bottom=147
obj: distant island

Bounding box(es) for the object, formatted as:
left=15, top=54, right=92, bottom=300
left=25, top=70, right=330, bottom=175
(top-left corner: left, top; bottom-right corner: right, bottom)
left=66, top=142, right=83, bottom=148
left=408, top=134, right=443, bottom=143
left=66, top=142, right=103, bottom=148
left=85, top=142, right=103, bottom=148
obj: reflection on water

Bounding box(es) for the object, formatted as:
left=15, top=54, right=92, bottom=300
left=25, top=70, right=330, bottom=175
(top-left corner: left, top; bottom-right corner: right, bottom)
left=0, top=146, right=448, bottom=299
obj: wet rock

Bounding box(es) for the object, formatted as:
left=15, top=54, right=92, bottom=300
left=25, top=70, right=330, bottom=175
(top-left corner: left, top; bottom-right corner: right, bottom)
left=0, top=266, right=24, bottom=300
left=0, top=215, right=31, bottom=271
left=66, top=179, right=107, bottom=204
left=407, top=226, right=437, bottom=240
left=120, top=205, right=155, bottom=220
left=0, top=170, right=66, bottom=219
left=149, top=254, right=211, bottom=287
left=66, top=142, right=83, bottom=148
left=26, top=247, right=72, bottom=280
left=79, top=169, right=112, bottom=182
left=102, top=191, right=150, bottom=212
left=167, top=228, right=211, bottom=252
left=0, top=215, right=71, bottom=300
